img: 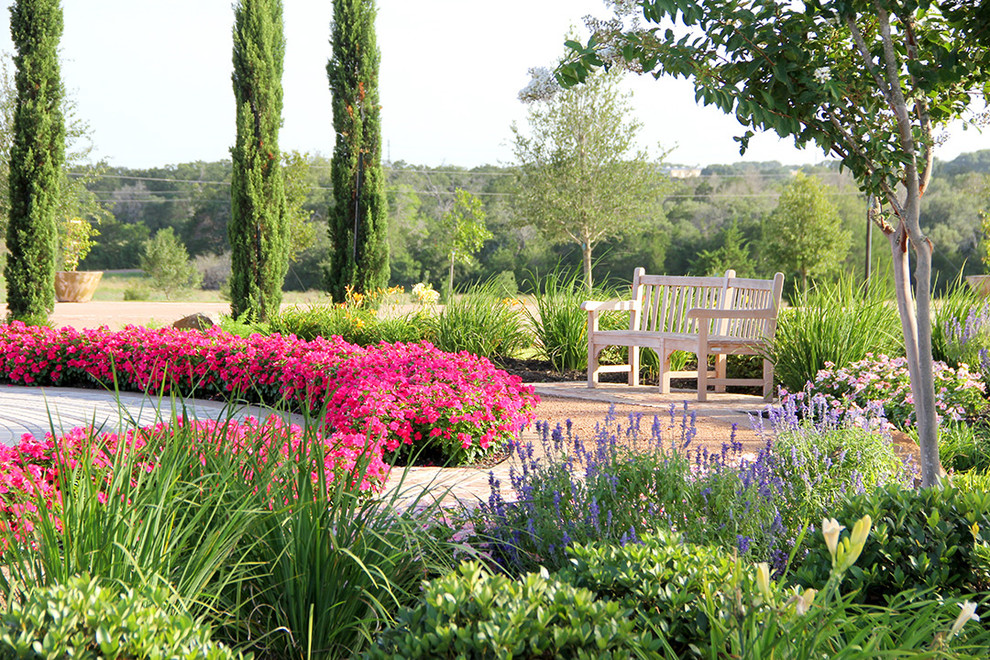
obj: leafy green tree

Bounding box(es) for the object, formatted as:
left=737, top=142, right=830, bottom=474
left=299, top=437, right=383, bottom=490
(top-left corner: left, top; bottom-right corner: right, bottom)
left=513, top=66, right=666, bottom=291
left=140, top=228, right=201, bottom=300
left=282, top=150, right=318, bottom=262
left=436, top=188, right=491, bottom=301
left=326, top=0, right=389, bottom=300
left=229, top=0, right=289, bottom=322
left=691, top=219, right=754, bottom=278
left=561, top=0, right=990, bottom=486
left=5, top=0, right=65, bottom=322
left=764, top=173, right=850, bottom=293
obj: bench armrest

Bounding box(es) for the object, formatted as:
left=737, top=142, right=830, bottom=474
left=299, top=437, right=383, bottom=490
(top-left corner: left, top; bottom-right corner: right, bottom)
left=581, top=300, right=641, bottom=313
left=687, top=308, right=777, bottom=320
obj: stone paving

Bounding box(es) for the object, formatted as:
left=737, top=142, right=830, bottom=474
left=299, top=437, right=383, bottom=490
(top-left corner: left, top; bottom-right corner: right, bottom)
left=0, top=381, right=772, bottom=507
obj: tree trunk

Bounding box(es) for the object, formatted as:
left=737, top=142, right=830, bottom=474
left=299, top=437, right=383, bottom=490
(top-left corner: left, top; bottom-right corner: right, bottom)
left=885, top=206, right=941, bottom=487
left=447, top=251, right=456, bottom=303
left=582, top=242, right=593, bottom=292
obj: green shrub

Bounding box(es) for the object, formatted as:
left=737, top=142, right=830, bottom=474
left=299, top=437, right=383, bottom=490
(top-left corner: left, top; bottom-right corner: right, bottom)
left=0, top=573, right=245, bottom=659
left=771, top=419, right=905, bottom=526
left=793, top=484, right=990, bottom=603
left=140, top=227, right=202, bottom=300
left=266, top=301, right=429, bottom=346
left=561, top=533, right=746, bottom=658
left=122, top=285, right=151, bottom=301
left=767, top=274, right=901, bottom=394
left=368, top=561, right=658, bottom=659
left=0, top=404, right=460, bottom=660
left=426, top=279, right=530, bottom=359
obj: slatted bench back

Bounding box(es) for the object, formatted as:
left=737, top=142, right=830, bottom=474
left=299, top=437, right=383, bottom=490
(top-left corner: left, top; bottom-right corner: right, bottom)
left=631, top=268, right=782, bottom=339
left=633, top=270, right=731, bottom=335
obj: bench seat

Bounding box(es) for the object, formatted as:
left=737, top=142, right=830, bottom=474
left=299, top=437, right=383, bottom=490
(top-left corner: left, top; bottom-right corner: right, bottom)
left=582, top=268, right=784, bottom=401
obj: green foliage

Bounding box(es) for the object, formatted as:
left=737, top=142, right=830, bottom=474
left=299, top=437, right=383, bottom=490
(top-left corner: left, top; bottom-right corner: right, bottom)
left=0, top=403, right=461, bottom=659
left=426, top=279, right=530, bottom=360
left=772, top=423, right=903, bottom=526
left=267, top=301, right=428, bottom=346
left=230, top=440, right=458, bottom=659
left=229, top=0, right=289, bottom=322
left=527, top=268, right=622, bottom=372
left=140, top=227, right=202, bottom=299
left=561, top=534, right=745, bottom=658
left=940, top=419, right=990, bottom=475
left=437, top=188, right=491, bottom=302
left=690, top=219, right=754, bottom=277
left=326, top=0, right=389, bottom=299
left=0, top=574, right=245, bottom=659
left=513, top=66, right=667, bottom=290
left=369, top=560, right=656, bottom=659
left=5, top=0, right=65, bottom=321
left=793, top=485, right=990, bottom=603
left=767, top=274, right=901, bottom=394
left=0, top=414, right=265, bottom=614
left=282, top=150, right=319, bottom=262
left=763, top=172, right=850, bottom=293
left=121, top=284, right=150, bottom=301
left=932, top=275, right=988, bottom=366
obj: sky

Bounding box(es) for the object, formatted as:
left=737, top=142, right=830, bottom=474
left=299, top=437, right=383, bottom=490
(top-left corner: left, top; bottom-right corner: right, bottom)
left=0, top=0, right=987, bottom=170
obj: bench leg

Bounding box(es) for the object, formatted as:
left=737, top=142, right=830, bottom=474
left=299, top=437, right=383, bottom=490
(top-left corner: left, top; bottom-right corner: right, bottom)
left=587, top=343, right=600, bottom=388
left=762, top=358, right=774, bottom=401
left=696, top=351, right=709, bottom=402
left=628, top=346, right=640, bottom=386
left=714, top=353, right=727, bottom=393
left=659, top=346, right=671, bottom=394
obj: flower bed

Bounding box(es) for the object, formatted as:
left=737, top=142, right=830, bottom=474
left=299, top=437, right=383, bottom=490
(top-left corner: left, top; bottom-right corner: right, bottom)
left=797, top=353, right=987, bottom=428
left=0, top=322, right=538, bottom=465
left=0, top=415, right=389, bottom=542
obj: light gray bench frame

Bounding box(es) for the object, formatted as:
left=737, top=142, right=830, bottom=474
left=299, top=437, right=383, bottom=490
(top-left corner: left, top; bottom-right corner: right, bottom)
left=582, top=268, right=785, bottom=401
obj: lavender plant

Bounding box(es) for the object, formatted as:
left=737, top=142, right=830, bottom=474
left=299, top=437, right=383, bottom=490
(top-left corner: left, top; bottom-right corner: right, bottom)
left=941, top=299, right=990, bottom=387
left=476, top=397, right=914, bottom=576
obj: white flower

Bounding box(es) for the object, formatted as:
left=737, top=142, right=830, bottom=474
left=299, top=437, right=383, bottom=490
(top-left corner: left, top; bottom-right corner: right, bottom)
left=821, top=517, right=845, bottom=563
left=813, top=66, right=832, bottom=84
left=518, top=66, right=560, bottom=103
left=755, top=562, right=771, bottom=602
left=948, top=601, right=980, bottom=640
left=795, top=588, right=816, bottom=616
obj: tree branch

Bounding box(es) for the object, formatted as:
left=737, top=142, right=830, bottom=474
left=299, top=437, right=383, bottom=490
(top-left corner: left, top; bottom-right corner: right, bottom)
left=845, top=15, right=890, bottom=97
left=903, top=18, right=935, bottom=195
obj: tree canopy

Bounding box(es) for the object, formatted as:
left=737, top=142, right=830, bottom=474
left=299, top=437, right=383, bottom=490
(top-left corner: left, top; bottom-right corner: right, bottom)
left=513, top=66, right=667, bottom=290
left=559, top=0, right=990, bottom=486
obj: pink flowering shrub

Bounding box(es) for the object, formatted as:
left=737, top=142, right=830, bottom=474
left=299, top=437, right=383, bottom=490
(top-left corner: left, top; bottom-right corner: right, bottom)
left=0, top=322, right=538, bottom=465
left=0, top=415, right=389, bottom=543
left=791, top=353, right=988, bottom=429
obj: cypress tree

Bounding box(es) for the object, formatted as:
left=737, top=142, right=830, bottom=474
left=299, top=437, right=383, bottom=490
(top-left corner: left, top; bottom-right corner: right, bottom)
left=326, top=0, right=389, bottom=300
left=5, top=0, right=64, bottom=323
left=229, top=0, right=289, bottom=321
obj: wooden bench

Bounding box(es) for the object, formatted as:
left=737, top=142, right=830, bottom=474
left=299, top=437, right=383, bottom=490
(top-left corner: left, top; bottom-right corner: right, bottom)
left=582, top=269, right=785, bottom=401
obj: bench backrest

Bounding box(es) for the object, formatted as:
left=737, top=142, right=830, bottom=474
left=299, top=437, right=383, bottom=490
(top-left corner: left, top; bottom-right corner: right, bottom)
left=630, top=268, right=784, bottom=339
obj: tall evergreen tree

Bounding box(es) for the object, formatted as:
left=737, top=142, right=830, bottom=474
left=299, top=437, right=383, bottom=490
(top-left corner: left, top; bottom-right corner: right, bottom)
left=326, top=0, right=389, bottom=300
left=5, top=0, right=64, bottom=323
left=229, top=0, right=289, bottom=321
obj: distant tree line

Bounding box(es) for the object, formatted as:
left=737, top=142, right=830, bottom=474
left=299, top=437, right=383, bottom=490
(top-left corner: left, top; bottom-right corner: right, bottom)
left=73, top=149, right=990, bottom=298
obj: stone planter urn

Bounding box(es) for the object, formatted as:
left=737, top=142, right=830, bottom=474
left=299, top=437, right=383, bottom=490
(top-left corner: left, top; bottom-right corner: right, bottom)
left=55, top=271, right=103, bottom=303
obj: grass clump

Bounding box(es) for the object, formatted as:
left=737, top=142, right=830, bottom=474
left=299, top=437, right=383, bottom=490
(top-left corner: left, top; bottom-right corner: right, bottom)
left=767, top=273, right=901, bottom=394
left=426, top=278, right=530, bottom=360
left=526, top=268, right=625, bottom=372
